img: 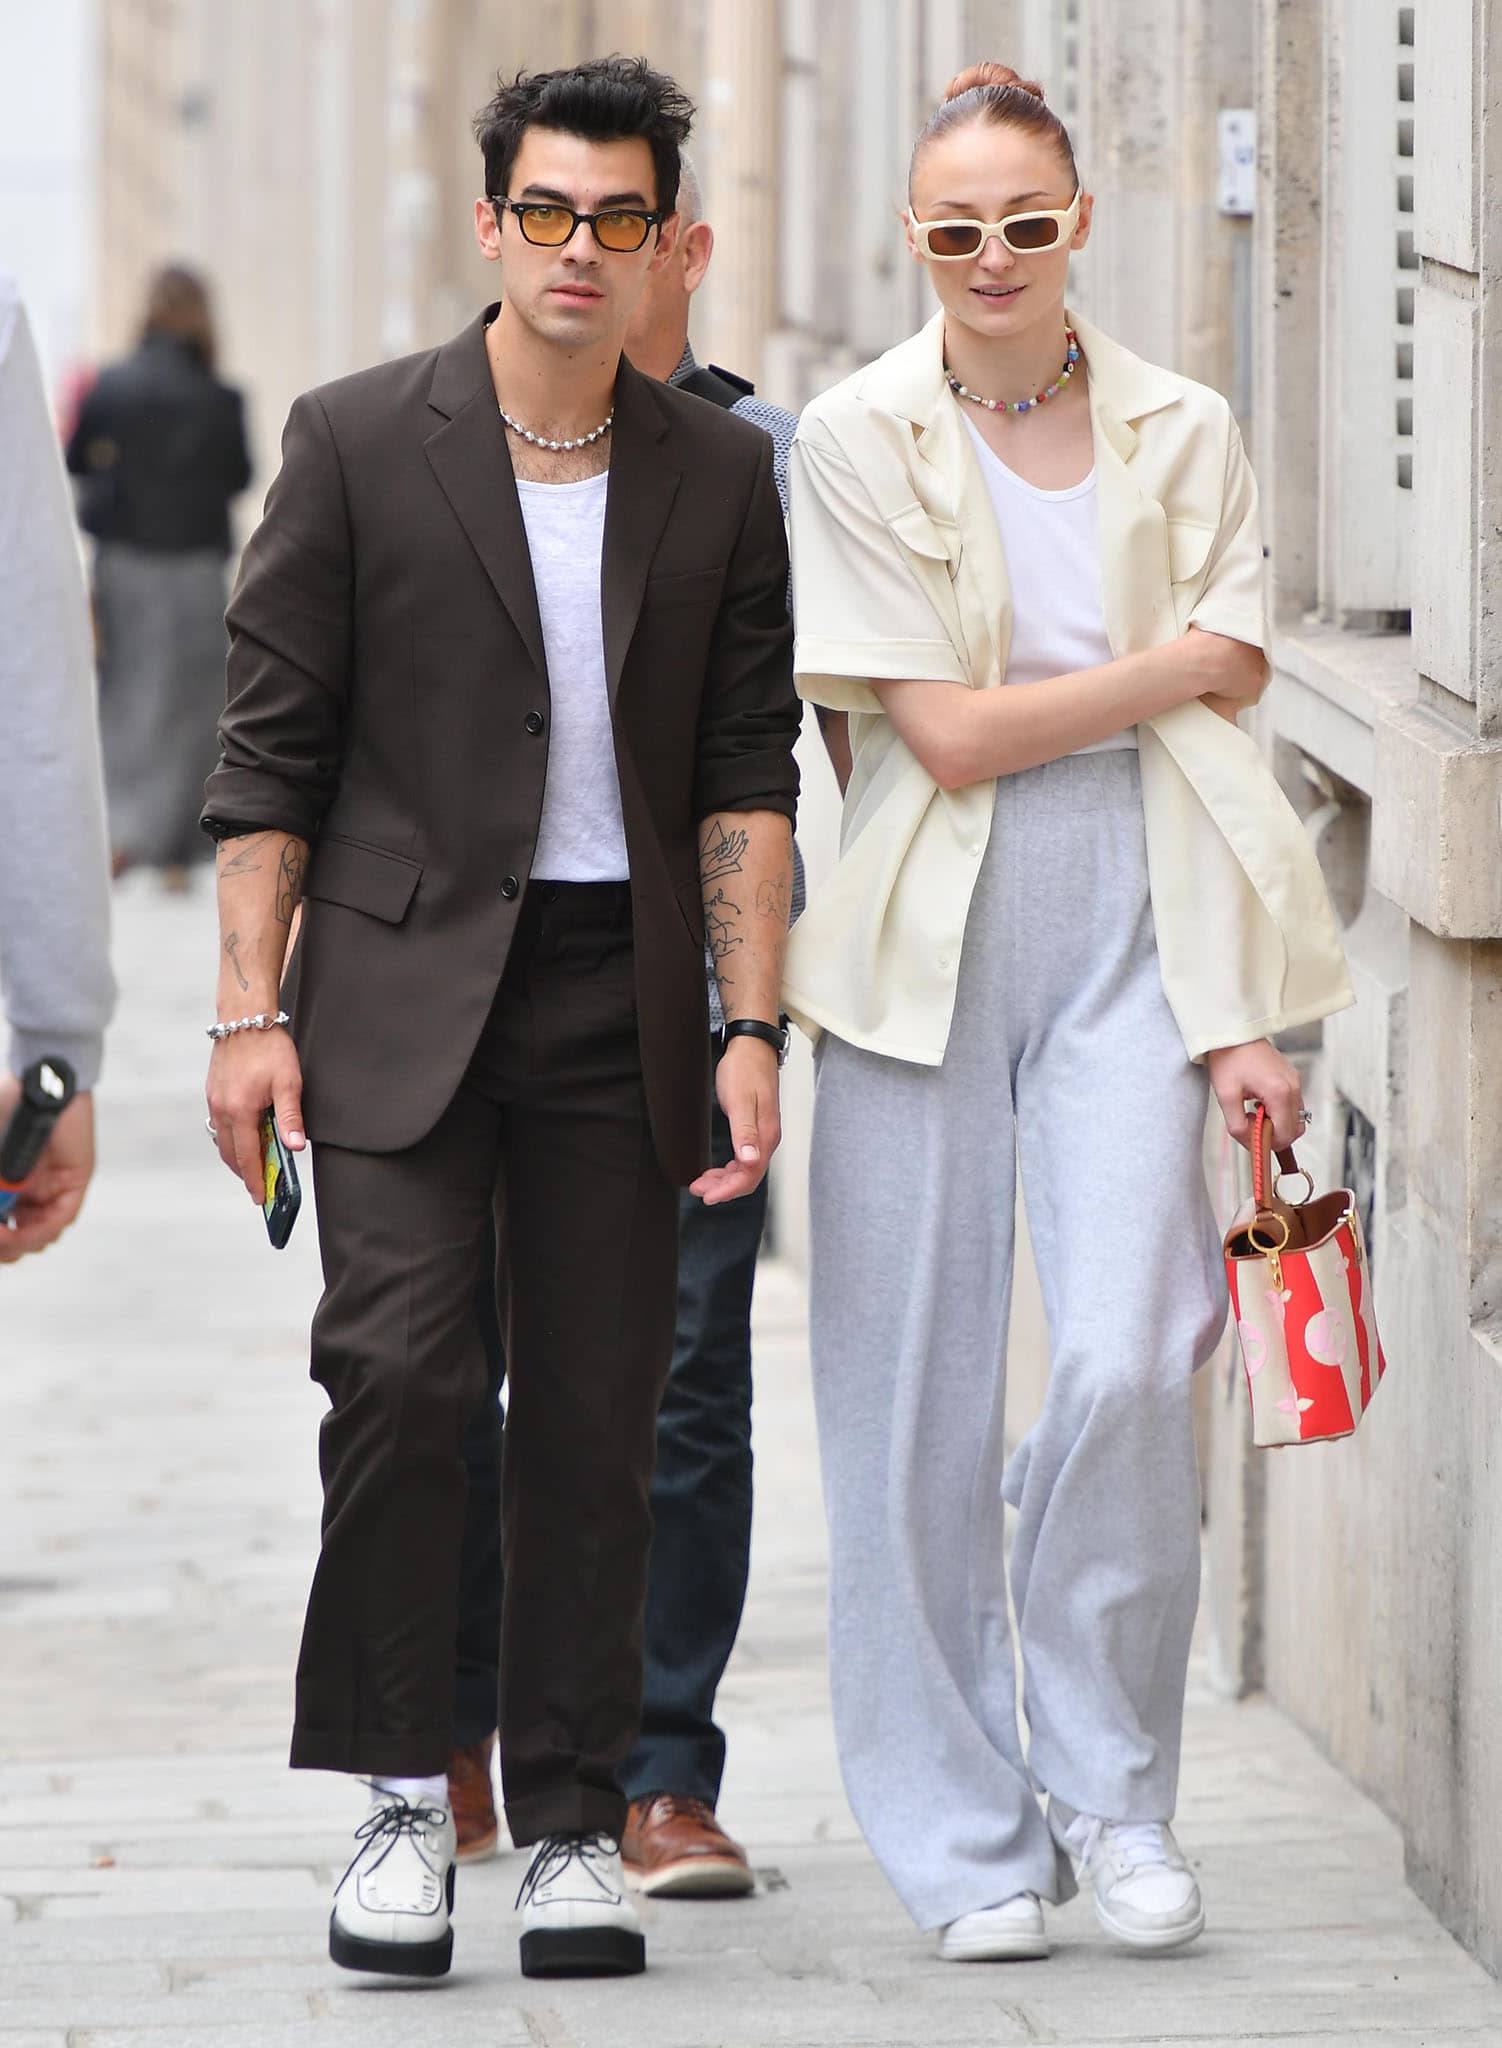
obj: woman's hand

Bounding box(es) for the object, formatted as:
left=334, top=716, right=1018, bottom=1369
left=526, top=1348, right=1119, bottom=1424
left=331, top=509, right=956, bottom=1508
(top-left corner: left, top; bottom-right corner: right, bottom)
left=1165, top=626, right=1266, bottom=709
left=1206, top=1038, right=1304, bottom=1150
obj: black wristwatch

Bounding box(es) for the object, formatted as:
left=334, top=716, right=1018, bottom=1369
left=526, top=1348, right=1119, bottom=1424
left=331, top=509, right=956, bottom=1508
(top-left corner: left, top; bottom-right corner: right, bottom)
left=718, top=1016, right=790, bottom=1066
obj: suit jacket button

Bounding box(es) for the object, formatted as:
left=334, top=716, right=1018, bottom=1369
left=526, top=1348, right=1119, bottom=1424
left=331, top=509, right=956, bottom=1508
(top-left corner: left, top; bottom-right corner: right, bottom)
left=500, top=875, right=520, bottom=899
left=524, top=710, right=545, bottom=735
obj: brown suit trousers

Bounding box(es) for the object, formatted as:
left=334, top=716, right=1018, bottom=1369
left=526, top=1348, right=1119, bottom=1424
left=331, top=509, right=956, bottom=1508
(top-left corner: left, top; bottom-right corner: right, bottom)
left=293, top=883, right=677, bottom=1843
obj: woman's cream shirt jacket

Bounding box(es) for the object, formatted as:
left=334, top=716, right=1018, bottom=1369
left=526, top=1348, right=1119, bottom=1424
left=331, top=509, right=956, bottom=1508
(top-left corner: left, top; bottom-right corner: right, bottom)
left=782, top=308, right=1353, bottom=1065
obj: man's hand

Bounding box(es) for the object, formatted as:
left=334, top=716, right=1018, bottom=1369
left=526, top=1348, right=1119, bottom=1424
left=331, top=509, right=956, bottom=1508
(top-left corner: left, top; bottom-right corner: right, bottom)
left=1207, top=1038, right=1304, bottom=1151
left=691, top=1038, right=782, bottom=1205
left=0, top=1080, right=96, bottom=1262
left=207, top=1030, right=306, bottom=1202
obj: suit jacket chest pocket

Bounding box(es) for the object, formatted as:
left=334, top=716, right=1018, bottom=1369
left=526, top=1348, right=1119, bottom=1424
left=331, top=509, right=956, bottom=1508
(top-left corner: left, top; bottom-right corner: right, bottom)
left=640, top=564, right=726, bottom=612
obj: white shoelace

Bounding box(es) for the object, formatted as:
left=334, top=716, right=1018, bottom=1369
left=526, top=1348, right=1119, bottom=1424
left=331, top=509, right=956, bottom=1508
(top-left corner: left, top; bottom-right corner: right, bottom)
left=1067, top=1816, right=1170, bottom=1873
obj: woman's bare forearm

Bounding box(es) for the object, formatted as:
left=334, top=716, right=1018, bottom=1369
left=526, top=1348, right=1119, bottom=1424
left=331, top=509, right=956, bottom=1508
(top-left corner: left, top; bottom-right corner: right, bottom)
left=876, top=630, right=1262, bottom=790
left=699, top=810, right=794, bottom=1025
left=214, top=831, right=309, bottom=1016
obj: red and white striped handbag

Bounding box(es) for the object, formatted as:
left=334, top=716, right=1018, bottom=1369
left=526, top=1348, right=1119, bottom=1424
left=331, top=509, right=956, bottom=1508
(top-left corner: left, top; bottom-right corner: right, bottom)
left=1223, top=1104, right=1388, bottom=1447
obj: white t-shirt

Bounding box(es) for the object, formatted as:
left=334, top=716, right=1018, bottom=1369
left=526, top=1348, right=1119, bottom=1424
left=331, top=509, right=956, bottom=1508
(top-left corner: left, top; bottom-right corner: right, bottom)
left=515, top=469, right=630, bottom=880
left=962, top=414, right=1136, bottom=755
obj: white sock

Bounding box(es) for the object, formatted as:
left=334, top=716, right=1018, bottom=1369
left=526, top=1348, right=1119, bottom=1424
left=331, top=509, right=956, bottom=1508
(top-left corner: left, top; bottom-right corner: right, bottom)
left=372, top=1774, right=448, bottom=1808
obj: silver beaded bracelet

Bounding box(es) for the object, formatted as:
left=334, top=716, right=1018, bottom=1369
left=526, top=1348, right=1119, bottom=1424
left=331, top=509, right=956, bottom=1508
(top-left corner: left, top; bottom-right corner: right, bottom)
left=206, top=1010, right=292, bottom=1042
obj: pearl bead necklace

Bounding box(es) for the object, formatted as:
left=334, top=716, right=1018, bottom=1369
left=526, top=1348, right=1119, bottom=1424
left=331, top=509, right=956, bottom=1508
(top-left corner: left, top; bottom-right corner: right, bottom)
left=945, top=329, right=1081, bottom=416
left=497, top=404, right=614, bottom=452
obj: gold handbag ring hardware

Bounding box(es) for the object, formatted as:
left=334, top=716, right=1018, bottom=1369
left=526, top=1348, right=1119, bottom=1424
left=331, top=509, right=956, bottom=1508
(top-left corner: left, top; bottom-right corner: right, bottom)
left=1273, top=1168, right=1315, bottom=1207
left=1247, top=1212, right=1291, bottom=1255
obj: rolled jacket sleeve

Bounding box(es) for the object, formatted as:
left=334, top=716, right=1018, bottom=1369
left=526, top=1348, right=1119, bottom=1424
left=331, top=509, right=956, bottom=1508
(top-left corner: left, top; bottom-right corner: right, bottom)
left=693, top=432, right=800, bottom=822
left=787, top=421, right=968, bottom=717
left=1184, top=414, right=1270, bottom=672
left=201, top=391, right=353, bottom=843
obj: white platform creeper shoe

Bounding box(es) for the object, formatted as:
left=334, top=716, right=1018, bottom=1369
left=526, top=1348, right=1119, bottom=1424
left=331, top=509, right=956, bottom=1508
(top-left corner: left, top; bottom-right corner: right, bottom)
left=517, top=1832, right=645, bottom=1978
left=1054, top=1804, right=1205, bottom=1952
left=329, top=1791, right=457, bottom=1977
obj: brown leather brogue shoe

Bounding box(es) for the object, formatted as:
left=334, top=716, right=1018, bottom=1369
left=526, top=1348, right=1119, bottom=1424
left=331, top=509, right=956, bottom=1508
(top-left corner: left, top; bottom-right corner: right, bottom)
left=447, top=1732, right=499, bottom=1864
left=621, top=1793, right=755, bottom=1898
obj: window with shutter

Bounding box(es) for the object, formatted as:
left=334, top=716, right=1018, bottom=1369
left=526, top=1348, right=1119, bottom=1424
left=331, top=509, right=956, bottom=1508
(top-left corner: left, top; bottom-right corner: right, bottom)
left=1318, top=1, right=1415, bottom=625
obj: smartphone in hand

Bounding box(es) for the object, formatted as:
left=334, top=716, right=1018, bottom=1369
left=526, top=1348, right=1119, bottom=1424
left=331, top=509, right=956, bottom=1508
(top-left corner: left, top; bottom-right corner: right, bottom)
left=260, top=1111, right=302, bottom=1249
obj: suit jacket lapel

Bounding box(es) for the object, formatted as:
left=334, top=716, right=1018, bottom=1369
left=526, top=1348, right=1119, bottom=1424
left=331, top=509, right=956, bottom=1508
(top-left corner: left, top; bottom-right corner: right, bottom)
left=601, top=358, right=680, bottom=706
left=423, top=310, right=549, bottom=684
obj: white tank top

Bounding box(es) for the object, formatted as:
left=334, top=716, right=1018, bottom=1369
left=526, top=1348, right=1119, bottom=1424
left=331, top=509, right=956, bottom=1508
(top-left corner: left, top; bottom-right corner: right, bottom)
left=962, top=413, right=1137, bottom=755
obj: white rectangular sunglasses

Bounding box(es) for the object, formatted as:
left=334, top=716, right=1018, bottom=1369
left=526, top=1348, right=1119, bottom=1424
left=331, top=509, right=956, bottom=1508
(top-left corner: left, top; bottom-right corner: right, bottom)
left=907, top=188, right=1082, bottom=259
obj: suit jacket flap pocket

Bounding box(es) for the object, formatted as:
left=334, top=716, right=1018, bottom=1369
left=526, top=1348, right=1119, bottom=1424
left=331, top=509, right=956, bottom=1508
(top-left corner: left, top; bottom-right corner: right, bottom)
left=306, top=835, right=422, bottom=924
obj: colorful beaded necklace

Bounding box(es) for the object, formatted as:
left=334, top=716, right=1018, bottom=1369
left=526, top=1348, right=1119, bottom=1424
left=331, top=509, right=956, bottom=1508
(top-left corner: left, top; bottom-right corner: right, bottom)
left=945, top=328, right=1081, bottom=415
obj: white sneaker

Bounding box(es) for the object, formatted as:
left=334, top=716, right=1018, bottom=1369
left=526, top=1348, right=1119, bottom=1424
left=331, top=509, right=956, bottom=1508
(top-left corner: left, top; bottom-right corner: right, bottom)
left=1056, top=1808, right=1204, bottom=1951
left=937, top=1893, right=1049, bottom=1961
left=329, top=1791, right=457, bottom=1976
left=517, top=1832, right=645, bottom=1978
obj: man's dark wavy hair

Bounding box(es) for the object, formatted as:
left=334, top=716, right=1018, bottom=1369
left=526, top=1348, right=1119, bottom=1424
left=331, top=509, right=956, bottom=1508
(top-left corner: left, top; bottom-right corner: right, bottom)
left=473, top=55, right=695, bottom=217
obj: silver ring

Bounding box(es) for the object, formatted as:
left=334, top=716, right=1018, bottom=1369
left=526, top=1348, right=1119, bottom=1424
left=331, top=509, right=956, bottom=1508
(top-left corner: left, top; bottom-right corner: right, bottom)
left=205, top=1117, right=218, bottom=1138
left=1299, top=1109, right=1313, bottom=1126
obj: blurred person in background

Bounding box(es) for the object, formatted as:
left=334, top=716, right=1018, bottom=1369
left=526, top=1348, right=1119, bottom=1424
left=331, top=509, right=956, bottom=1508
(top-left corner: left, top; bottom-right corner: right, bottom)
left=447, top=149, right=819, bottom=1899
left=0, top=271, right=115, bottom=1261
left=67, top=265, right=251, bottom=890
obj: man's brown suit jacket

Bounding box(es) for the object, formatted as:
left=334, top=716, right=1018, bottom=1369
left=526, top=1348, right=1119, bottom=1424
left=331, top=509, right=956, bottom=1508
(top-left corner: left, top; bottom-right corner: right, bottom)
left=203, top=308, right=800, bottom=1185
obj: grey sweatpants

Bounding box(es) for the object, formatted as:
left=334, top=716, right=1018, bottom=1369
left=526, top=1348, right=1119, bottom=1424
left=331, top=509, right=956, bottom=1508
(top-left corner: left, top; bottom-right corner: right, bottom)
left=809, top=752, right=1227, bottom=1930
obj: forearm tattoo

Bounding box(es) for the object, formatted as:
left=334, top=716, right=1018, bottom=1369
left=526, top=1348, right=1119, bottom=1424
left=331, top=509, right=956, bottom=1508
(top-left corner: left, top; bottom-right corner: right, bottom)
left=699, top=818, right=750, bottom=885
left=223, top=930, right=250, bottom=993
left=275, top=840, right=307, bottom=928
left=755, top=875, right=792, bottom=923
left=217, top=833, right=270, bottom=879
left=704, top=888, right=744, bottom=985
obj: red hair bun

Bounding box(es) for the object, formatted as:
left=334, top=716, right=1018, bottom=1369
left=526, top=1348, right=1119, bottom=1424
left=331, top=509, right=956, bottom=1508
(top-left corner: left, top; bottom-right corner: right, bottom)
left=943, top=62, right=1046, bottom=104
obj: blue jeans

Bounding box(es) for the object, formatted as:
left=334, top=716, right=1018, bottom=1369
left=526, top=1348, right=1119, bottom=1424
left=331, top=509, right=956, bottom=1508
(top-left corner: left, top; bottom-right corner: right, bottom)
left=454, top=1084, right=766, bottom=1807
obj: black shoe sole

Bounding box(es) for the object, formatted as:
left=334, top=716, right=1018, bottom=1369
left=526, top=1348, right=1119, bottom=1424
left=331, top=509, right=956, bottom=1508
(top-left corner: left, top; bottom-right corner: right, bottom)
left=519, top=1926, right=646, bottom=1978
left=329, top=1919, right=454, bottom=1977
left=327, top=1866, right=456, bottom=1978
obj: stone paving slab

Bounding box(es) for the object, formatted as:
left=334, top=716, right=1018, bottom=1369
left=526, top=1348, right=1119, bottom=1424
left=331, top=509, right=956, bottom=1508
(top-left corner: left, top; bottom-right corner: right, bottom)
left=2, top=878, right=1500, bottom=2045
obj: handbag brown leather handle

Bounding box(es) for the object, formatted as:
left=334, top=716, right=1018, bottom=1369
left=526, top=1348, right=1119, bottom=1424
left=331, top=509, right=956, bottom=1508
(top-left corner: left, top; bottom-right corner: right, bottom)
left=1251, top=1102, right=1304, bottom=1215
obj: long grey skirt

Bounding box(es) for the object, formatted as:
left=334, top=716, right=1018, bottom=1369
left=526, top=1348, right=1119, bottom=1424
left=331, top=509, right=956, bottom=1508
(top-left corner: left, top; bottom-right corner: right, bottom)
left=94, top=541, right=227, bottom=867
